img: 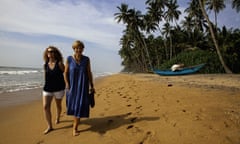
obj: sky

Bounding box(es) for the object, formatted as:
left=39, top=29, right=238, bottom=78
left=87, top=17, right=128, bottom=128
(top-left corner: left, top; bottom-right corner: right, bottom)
left=0, top=0, right=239, bottom=73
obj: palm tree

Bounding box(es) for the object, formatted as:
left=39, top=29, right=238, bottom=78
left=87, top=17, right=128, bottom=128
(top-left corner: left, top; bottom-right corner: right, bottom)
left=115, top=3, right=153, bottom=71
left=128, top=8, right=153, bottom=71
left=145, top=0, right=167, bottom=10
left=198, top=0, right=232, bottom=73
left=114, top=3, right=131, bottom=25
left=145, top=0, right=168, bottom=40
left=164, top=0, right=181, bottom=26
left=206, top=0, right=225, bottom=27
left=162, top=22, right=171, bottom=59
left=185, top=1, right=208, bottom=32
left=232, top=0, right=240, bottom=12
left=164, top=0, right=181, bottom=60
left=144, top=2, right=164, bottom=33
left=119, top=29, right=145, bottom=71
left=144, top=1, right=167, bottom=68
left=181, top=16, right=194, bottom=33
left=115, top=4, right=146, bottom=71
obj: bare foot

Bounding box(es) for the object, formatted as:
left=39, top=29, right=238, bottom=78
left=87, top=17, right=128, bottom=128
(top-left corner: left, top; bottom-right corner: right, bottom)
left=44, top=127, right=53, bottom=135
left=73, top=130, right=80, bottom=136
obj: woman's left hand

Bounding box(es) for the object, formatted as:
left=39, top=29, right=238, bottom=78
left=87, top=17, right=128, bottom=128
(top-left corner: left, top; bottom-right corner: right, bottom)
left=90, top=87, right=95, bottom=93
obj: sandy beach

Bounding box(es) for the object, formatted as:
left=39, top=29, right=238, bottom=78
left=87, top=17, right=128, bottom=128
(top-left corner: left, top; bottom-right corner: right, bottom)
left=0, top=73, right=240, bottom=144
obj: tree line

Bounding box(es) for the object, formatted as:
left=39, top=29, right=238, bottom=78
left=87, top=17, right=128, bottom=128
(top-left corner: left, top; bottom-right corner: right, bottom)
left=114, top=0, right=240, bottom=73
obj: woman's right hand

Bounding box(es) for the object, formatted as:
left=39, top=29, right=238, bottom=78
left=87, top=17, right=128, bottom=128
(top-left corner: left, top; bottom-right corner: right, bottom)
left=66, top=83, right=70, bottom=90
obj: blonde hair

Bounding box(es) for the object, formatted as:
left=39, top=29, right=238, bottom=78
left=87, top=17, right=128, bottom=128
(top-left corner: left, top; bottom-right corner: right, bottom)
left=72, top=40, right=85, bottom=49
left=43, top=46, right=64, bottom=63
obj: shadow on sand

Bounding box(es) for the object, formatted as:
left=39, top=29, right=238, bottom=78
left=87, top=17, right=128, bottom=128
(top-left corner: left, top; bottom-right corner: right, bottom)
left=79, top=113, right=160, bottom=134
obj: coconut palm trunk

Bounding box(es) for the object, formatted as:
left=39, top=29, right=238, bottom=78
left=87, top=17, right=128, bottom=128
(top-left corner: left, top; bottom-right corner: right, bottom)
left=198, top=0, right=232, bottom=73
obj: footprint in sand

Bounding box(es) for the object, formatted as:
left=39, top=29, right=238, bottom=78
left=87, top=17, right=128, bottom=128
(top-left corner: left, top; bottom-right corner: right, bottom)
left=126, top=125, right=134, bottom=129
left=224, top=121, right=229, bottom=128
left=154, top=104, right=161, bottom=112
left=134, top=98, right=139, bottom=103
left=154, top=109, right=159, bottom=112
left=130, top=117, right=137, bottom=123
left=139, top=131, right=153, bottom=144
left=135, top=106, right=143, bottom=114
left=100, top=113, right=105, bottom=116
left=136, top=106, right=142, bottom=110
left=104, top=108, right=109, bottom=111
left=162, top=113, right=169, bottom=122
left=126, top=112, right=132, bottom=115
left=36, top=140, right=44, bottom=144
left=107, top=119, right=114, bottom=125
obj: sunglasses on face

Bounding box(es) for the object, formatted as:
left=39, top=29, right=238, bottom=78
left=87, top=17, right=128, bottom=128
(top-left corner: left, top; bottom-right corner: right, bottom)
left=47, top=50, right=55, bottom=53
left=74, top=46, right=84, bottom=50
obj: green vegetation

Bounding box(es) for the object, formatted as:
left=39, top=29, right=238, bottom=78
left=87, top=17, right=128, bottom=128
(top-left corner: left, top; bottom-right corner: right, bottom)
left=115, top=0, right=240, bottom=73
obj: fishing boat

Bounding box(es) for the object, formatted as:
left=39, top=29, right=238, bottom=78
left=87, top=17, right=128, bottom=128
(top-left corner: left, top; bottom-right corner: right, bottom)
left=153, top=63, right=205, bottom=76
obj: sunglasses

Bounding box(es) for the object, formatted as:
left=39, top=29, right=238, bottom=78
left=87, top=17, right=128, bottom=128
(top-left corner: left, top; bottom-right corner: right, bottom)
left=47, top=50, right=55, bottom=53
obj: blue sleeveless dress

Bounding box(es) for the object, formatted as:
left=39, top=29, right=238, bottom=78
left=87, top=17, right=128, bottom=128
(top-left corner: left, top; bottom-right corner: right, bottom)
left=66, top=55, right=90, bottom=118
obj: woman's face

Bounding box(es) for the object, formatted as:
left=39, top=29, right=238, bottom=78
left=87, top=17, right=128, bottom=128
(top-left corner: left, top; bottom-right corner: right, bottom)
left=47, top=48, right=55, bottom=58
left=74, top=46, right=84, bottom=55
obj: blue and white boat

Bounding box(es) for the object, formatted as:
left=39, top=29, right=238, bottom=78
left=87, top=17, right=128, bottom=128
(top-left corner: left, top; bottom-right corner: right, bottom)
left=153, top=63, right=205, bottom=76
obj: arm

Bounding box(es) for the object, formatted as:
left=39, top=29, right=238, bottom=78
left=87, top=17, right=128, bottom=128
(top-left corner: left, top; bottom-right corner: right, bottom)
left=43, top=64, right=46, bottom=82
left=58, top=61, right=65, bottom=72
left=87, top=58, right=95, bottom=92
left=64, top=59, right=70, bottom=90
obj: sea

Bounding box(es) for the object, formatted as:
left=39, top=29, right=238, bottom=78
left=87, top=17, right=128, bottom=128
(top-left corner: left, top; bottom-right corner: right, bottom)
left=0, top=66, right=114, bottom=94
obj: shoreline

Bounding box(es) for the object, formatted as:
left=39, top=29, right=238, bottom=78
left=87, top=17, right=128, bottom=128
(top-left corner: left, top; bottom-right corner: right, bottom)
left=0, top=73, right=239, bottom=108
left=0, top=88, right=42, bottom=107
left=0, top=74, right=108, bottom=108
left=0, top=73, right=240, bottom=143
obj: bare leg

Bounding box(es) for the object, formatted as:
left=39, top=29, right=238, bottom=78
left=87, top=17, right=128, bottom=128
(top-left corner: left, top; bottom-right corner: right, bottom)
left=43, top=96, right=53, bottom=134
left=73, top=117, right=80, bottom=136
left=54, top=98, right=62, bottom=124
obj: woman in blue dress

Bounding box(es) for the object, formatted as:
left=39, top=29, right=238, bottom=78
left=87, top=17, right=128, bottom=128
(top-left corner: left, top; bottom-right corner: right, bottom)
left=64, top=40, right=95, bottom=136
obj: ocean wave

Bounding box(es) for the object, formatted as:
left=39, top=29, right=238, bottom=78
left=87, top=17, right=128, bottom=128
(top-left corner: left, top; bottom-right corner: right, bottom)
left=94, top=72, right=115, bottom=78
left=0, top=67, right=117, bottom=93
left=0, top=70, right=40, bottom=75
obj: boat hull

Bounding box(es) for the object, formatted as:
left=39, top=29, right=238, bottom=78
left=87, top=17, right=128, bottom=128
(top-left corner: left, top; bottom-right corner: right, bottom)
left=153, top=64, right=205, bottom=76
